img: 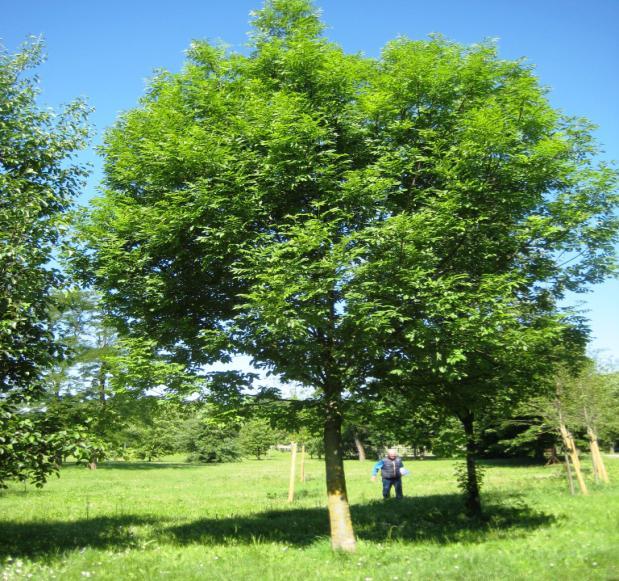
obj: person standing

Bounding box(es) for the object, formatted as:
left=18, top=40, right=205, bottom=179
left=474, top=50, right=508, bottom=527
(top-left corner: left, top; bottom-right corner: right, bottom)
left=371, top=448, right=406, bottom=499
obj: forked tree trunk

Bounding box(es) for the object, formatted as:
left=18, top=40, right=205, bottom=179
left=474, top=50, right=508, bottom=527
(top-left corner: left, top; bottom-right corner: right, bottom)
left=461, top=412, right=482, bottom=517
left=324, top=393, right=356, bottom=552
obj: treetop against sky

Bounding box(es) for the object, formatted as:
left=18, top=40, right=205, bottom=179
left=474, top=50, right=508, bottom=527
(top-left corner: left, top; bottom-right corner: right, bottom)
left=2, top=0, right=618, bottom=361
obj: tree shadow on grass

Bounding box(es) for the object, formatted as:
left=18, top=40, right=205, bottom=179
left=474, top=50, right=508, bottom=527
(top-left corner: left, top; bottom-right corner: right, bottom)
left=477, top=458, right=546, bottom=468
left=0, top=495, right=555, bottom=559
left=94, top=462, right=199, bottom=470
left=164, top=494, right=555, bottom=547
left=0, top=515, right=163, bottom=559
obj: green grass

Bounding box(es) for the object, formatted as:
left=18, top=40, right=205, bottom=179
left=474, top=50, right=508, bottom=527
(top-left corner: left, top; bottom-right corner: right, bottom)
left=1, top=454, right=617, bottom=580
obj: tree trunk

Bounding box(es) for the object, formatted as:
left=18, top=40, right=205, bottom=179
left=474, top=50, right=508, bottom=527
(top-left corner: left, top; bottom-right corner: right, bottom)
left=353, top=432, right=366, bottom=462
left=97, top=363, right=107, bottom=407
left=324, top=393, right=356, bottom=552
left=460, top=412, right=482, bottom=517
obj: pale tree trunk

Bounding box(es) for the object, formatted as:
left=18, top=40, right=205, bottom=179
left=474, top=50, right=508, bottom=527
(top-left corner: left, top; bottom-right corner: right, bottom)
left=97, top=363, right=107, bottom=407
left=460, top=412, right=482, bottom=517
left=353, top=432, right=366, bottom=462
left=324, top=392, right=356, bottom=552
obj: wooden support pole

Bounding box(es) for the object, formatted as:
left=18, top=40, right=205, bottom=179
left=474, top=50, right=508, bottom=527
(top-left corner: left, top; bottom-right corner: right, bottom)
left=589, top=431, right=600, bottom=485
left=299, top=444, right=306, bottom=483
left=597, top=445, right=610, bottom=483
left=288, top=442, right=297, bottom=503
left=588, top=427, right=609, bottom=484
left=564, top=451, right=575, bottom=495
left=559, top=423, right=588, bottom=495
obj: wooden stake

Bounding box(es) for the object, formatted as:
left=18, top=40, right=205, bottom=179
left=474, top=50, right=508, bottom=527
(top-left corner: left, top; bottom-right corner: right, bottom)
left=591, top=448, right=600, bottom=484
left=597, top=446, right=610, bottom=483
left=568, top=432, right=589, bottom=496
left=288, top=442, right=297, bottom=503
left=559, top=423, right=588, bottom=495
left=588, top=427, right=609, bottom=484
left=299, top=444, right=306, bottom=483
left=564, top=451, right=575, bottom=495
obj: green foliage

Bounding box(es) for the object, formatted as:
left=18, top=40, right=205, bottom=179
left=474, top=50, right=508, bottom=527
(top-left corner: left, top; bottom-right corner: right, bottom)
left=239, top=417, right=278, bottom=459
left=0, top=39, right=90, bottom=488
left=0, top=401, right=106, bottom=487
left=1, top=39, right=89, bottom=400
left=564, top=362, right=619, bottom=446
left=180, top=412, right=241, bottom=464
left=500, top=360, right=619, bottom=456
left=303, top=433, right=325, bottom=458
left=430, top=417, right=468, bottom=458
left=77, top=0, right=617, bottom=403
left=454, top=460, right=486, bottom=500
left=118, top=400, right=188, bottom=461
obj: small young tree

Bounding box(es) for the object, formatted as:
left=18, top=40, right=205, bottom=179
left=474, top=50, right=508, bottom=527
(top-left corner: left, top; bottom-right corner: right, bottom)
left=239, top=417, right=278, bottom=459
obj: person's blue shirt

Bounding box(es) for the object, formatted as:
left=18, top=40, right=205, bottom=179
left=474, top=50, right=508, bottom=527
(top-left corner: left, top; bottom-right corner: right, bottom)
left=371, top=458, right=405, bottom=477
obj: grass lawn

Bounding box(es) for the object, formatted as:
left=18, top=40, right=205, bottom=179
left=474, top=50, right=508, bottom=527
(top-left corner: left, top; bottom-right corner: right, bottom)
left=1, top=453, right=617, bottom=580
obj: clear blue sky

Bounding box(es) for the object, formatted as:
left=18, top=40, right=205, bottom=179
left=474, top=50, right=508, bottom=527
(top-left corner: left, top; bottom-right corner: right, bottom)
left=3, top=0, right=618, bottom=363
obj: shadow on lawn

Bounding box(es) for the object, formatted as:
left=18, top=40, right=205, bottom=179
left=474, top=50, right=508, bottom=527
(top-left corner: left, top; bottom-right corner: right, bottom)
left=0, top=495, right=555, bottom=558
left=165, top=494, right=554, bottom=547
left=93, top=462, right=197, bottom=470
left=0, top=515, right=162, bottom=558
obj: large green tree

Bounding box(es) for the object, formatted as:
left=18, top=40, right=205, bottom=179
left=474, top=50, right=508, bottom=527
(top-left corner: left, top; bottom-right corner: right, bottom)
left=341, top=32, right=617, bottom=512
left=0, top=40, right=91, bottom=487
left=76, top=0, right=617, bottom=546
left=76, top=0, right=373, bottom=550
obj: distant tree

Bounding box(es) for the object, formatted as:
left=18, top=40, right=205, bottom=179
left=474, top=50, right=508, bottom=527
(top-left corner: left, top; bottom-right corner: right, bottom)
left=239, top=418, right=278, bottom=459
left=565, top=362, right=619, bottom=451
left=0, top=39, right=90, bottom=487
left=44, top=289, right=200, bottom=466
left=178, top=407, right=241, bottom=464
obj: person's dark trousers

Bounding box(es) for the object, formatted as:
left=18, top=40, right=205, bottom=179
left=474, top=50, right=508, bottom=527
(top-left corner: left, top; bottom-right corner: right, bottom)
left=382, top=477, right=403, bottom=499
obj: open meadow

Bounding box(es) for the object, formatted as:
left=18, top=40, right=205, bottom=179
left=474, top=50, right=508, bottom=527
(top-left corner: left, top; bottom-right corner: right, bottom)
left=1, top=454, right=617, bottom=580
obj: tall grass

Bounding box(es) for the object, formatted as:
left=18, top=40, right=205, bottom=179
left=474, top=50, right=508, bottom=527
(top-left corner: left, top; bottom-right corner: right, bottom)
left=1, top=454, right=617, bottom=579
